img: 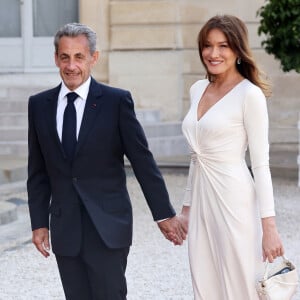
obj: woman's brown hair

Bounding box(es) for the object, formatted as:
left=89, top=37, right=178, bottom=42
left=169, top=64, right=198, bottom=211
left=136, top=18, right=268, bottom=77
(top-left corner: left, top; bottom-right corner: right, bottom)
left=197, top=15, right=271, bottom=97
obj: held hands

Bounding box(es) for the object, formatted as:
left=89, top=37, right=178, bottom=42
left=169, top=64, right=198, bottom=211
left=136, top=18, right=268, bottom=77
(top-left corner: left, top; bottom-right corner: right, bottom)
left=32, top=228, right=51, bottom=258
left=158, top=206, right=190, bottom=246
left=158, top=216, right=187, bottom=245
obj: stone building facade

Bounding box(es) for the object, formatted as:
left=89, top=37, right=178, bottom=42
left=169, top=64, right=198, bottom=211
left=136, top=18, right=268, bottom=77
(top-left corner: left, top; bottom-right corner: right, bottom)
left=81, top=0, right=299, bottom=156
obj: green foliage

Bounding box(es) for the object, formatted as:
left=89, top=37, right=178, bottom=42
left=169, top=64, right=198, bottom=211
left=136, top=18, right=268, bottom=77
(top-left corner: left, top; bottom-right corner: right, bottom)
left=257, top=0, right=300, bottom=73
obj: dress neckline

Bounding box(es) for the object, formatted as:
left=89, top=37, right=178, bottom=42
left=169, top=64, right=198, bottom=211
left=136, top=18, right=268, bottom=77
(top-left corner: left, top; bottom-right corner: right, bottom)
left=196, top=79, right=246, bottom=122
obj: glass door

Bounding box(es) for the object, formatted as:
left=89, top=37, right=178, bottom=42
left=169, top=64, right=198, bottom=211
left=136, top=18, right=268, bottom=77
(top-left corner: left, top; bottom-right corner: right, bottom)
left=0, top=0, right=78, bottom=72
left=0, top=0, right=23, bottom=70
left=30, top=0, right=78, bottom=70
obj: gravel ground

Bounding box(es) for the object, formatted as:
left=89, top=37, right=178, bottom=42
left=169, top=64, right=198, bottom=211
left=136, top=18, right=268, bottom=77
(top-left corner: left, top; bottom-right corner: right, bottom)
left=0, top=170, right=299, bottom=300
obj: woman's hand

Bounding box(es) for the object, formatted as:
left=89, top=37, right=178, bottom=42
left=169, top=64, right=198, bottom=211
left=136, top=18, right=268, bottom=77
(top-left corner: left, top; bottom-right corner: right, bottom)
left=262, top=217, right=284, bottom=262
left=178, top=205, right=190, bottom=235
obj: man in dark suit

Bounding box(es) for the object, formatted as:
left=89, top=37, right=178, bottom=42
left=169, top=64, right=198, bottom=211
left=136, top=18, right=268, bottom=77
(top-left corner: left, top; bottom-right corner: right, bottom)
left=27, top=23, right=186, bottom=299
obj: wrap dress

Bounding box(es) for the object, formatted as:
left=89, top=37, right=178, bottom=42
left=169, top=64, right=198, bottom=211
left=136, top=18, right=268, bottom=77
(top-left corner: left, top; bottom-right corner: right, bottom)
left=182, top=79, right=276, bottom=300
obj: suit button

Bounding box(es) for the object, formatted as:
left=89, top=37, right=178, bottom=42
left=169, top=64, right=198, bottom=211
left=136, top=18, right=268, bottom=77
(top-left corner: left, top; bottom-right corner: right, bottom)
left=72, top=177, right=77, bottom=182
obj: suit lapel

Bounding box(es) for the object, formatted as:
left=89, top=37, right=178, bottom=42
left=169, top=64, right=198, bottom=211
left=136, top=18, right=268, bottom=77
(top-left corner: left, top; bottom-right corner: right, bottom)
left=75, top=78, right=104, bottom=157
left=46, top=85, right=66, bottom=157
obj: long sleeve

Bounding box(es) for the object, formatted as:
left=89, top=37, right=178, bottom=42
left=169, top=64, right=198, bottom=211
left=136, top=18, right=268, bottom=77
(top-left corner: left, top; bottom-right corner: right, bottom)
left=119, top=91, right=176, bottom=221
left=27, top=96, right=52, bottom=230
left=244, top=86, right=275, bottom=218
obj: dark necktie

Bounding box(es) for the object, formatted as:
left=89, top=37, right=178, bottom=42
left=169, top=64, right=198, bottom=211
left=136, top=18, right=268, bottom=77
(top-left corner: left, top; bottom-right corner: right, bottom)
left=62, top=92, right=78, bottom=160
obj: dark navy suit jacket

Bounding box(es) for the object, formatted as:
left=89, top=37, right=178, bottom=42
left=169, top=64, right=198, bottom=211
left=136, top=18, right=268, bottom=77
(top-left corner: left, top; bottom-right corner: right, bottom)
left=27, top=78, right=175, bottom=256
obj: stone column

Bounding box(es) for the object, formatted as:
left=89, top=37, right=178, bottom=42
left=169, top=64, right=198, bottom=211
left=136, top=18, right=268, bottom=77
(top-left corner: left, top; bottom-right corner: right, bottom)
left=79, top=0, right=109, bottom=83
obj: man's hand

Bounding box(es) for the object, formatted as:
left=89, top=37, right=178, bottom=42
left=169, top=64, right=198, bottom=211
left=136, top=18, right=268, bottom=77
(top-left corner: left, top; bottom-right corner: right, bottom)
left=157, top=216, right=187, bottom=245
left=32, top=228, right=51, bottom=258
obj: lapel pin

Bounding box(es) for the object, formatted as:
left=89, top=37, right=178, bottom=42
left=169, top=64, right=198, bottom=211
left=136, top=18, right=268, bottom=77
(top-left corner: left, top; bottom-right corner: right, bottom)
left=92, top=103, right=97, bottom=108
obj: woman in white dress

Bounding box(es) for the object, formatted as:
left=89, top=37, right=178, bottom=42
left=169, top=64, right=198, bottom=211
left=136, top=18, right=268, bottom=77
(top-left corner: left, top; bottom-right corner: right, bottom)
left=179, top=15, right=284, bottom=299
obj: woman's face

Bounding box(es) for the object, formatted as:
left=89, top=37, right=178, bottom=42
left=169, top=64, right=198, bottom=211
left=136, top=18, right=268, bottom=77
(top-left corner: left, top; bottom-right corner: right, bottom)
left=202, top=28, right=238, bottom=78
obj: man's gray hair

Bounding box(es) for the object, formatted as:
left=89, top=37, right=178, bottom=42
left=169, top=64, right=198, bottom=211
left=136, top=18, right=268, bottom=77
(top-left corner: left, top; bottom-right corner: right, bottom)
left=54, top=23, right=97, bottom=55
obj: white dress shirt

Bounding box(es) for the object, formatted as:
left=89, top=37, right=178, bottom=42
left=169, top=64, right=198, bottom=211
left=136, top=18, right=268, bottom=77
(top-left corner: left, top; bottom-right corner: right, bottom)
left=56, top=77, right=91, bottom=141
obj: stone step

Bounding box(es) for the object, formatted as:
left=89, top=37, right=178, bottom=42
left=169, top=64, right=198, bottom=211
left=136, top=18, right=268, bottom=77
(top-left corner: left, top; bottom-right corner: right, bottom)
left=143, top=122, right=182, bottom=138
left=0, top=87, right=42, bottom=102
left=269, top=146, right=298, bottom=179
left=0, top=88, right=41, bottom=101
left=0, top=166, right=27, bottom=185
left=0, top=73, right=59, bottom=104
left=0, top=101, right=28, bottom=113
left=0, top=156, right=27, bottom=185
left=0, top=127, right=27, bottom=141
left=269, top=127, right=298, bottom=144
left=0, top=141, right=27, bottom=156
left=136, top=109, right=161, bottom=123
left=148, top=135, right=189, bottom=157
left=0, top=113, right=28, bottom=127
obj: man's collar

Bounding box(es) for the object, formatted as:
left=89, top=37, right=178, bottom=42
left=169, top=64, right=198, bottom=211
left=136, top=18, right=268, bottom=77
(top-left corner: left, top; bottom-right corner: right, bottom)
left=60, top=77, right=91, bottom=100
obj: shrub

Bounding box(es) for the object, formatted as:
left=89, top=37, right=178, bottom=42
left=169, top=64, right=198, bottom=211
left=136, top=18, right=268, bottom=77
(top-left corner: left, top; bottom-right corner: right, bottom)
left=257, top=0, right=300, bottom=72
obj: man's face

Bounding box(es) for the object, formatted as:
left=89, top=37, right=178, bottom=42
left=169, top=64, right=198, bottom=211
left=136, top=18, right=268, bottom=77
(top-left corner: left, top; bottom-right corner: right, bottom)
left=55, top=35, right=99, bottom=90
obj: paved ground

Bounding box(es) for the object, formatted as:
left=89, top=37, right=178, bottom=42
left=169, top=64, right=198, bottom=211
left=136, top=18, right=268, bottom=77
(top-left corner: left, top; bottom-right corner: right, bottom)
left=0, top=170, right=299, bottom=299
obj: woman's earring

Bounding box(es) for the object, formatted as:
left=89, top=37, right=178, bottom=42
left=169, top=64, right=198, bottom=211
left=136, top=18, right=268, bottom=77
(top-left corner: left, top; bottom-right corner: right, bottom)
left=237, top=57, right=241, bottom=65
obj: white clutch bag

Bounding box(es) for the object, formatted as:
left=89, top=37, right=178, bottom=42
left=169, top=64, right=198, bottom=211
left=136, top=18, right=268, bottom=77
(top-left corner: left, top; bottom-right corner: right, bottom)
left=256, top=256, right=299, bottom=300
